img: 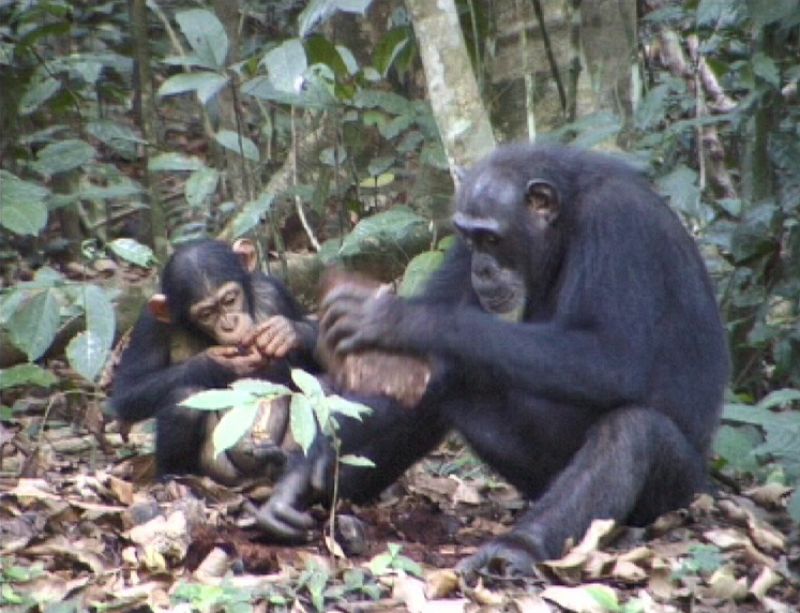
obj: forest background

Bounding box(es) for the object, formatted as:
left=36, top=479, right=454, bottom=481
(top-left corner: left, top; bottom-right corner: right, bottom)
left=0, top=0, right=799, bottom=611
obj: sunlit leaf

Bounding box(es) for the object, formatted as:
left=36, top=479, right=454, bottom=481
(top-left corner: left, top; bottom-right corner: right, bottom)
left=290, top=393, right=317, bottom=454
left=326, top=395, right=372, bottom=420
left=291, top=369, right=325, bottom=400
left=18, top=77, right=61, bottom=115
left=261, top=38, right=307, bottom=93
left=108, top=238, right=156, bottom=267
left=399, top=250, right=445, bottom=297
left=181, top=389, right=255, bottom=411
left=175, top=9, right=229, bottom=69
left=157, top=71, right=228, bottom=104
left=298, top=0, right=374, bottom=37
left=231, top=378, right=292, bottom=398
left=340, top=454, right=375, bottom=468
left=212, top=402, right=259, bottom=455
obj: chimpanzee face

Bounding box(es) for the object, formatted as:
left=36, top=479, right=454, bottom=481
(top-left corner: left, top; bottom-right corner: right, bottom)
left=188, top=281, right=255, bottom=346
left=454, top=165, right=562, bottom=320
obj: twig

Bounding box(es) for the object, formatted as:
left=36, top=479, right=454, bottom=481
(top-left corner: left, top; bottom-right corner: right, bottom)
left=290, top=107, right=321, bottom=251
left=530, top=0, right=566, bottom=115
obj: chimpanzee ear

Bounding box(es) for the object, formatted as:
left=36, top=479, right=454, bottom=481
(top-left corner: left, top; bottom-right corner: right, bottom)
left=526, top=179, right=560, bottom=224
left=232, top=238, right=258, bottom=273
left=148, top=294, right=172, bottom=324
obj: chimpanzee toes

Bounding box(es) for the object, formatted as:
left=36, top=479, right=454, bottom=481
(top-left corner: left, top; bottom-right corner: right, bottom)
left=252, top=500, right=315, bottom=543
left=456, top=536, right=540, bottom=581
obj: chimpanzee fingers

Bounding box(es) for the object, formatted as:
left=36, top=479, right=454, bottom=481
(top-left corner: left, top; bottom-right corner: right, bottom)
left=456, top=538, right=538, bottom=581
left=320, top=283, right=374, bottom=314
left=252, top=500, right=315, bottom=542
left=319, top=296, right=363, bottom=334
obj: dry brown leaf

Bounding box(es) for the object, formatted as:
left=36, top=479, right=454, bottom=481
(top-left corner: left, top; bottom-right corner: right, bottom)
left=703, top=527, right=751, bottom=550
left=467, top=579, right=504, bottom=606
left=744, top=483, right=792, bottom=510
left=510, top=593, right=554, bottom=612
left=194, top=546, right=232, bottom=583
left=391, top=574, right=428, bottom=612
left=704, top=566, right=748, bottom=601
left=424, top=568, right=459, bottom=599
left=544, top=519, right=616, bottom=571
left=541, top=583, right=617, bottom=613
left=451, top=476, right=482, bottom=506
left=611, top=559, right=648, bottom=583
left=749, top=565, right=784, bottom=600
left=109, top=474, right=134, bottom=505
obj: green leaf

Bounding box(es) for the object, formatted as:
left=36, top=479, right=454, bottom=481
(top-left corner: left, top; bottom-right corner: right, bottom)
left=290, top=393, right=317, bottom=454
left=83, top=285, right=115, bottom=350
left=66, top=330, right=108, bottom=382
left=747, top=0, right=800, bottom=27
left=298, top=0, right=374, bottom=37
left=0, top=170, right=50, bottom=236
left=185, top=168, right=219, bottom=208
left=340, top=454, right=375, bottom=468
left=367, top=552, right=393, bottom=576
left=87, top=120, right=145, bottom=159
left=31, top=139, right=96, bottom=178
left=374, top=27, right=410, bottom=78
left=175, top=9, right=229, bottom=70
left=358, top=172, right=395, bottom=188
left=230, top=192, right=276, bottom=238
left=148, top=152, right=206, bottom=172
left=713, top=425, right=761, bottom=473
left=108, top=238, right=156, bottom=267
left=292, top=368, right=325, bottom=400
left=394, top=555, right=424, bottom=578
left=231, top=378, right=292, bottom=398
left=657, top=165, right=702, bottom=220
left=181, top=389, right=255, bottom=411
left=157, top=72, right=228, bottom=105
left=0, top=364, right=58, bottom=390
left=585, top=585, right=620, bottom=611
left=261, top=39, right=307, bottom=93
left=18, top=77, right=61, bottom=115
left=337, top=207, right=430, bottom=258
left=305, top=35, right=349, bottom=78
left=326, top=395, right=372, bottom=420
left=212, top=402, right=260, bottom=455
left=751, top=52, right=780, bottom=87
left=214, top=130, right=259, bottom=162
left=8, top=289, right=60, bottom=361
left=756, top=388, right=800, bottom=411
left=399, top=250, right=445, bottom=297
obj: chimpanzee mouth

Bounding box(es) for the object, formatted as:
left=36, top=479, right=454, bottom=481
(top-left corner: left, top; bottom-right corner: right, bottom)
left=477, top=291, right=525, bottom=320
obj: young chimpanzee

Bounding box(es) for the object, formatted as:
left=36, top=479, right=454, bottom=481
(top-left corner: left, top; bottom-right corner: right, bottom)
left=111, top=239, right=318, bottom=484
left=254, top=144, right=730, bottom=577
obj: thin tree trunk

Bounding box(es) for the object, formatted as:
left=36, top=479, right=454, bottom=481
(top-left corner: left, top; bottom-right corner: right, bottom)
left=406, top=0, right=496, bottom=178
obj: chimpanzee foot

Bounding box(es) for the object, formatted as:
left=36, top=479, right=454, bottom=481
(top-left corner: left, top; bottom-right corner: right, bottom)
left=456, top=532, right=546, bottom=580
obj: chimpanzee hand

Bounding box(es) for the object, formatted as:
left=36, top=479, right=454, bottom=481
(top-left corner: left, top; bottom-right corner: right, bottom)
left=456, top=533, right=544, bottom=580
left=253, top=464, right=318, bottom=542
left=243, top=315, right=302, bottom=359
left=320, top=282, right=404, bottom=355
left=206, top=345, right=267, bottom=377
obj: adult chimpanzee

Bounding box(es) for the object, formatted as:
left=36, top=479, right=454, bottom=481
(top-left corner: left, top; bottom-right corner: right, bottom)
left=110, top=239, right=318, bottom=484
left=255, top=144, right=730, bottom=577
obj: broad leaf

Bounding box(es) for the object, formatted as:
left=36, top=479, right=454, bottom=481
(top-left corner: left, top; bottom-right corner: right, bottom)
left=212, top=402, right=259, bottom=456
left=19, top=77, right=61, bottom=115
left=337, top=207, right=430, bottom=258
left=32, top=139, right=96, bottom=177
left=399, top=250, right=445, bottom=297
left=185, top=168, right=219, bottom=207
left=157, top=71, right=228, bottom=104
left=291, top=369, right=324, bottom=400
left=87, top=120, right=145, bottom=159
left=298, top=0, right=374, bottom=37
left=290, top=393, right=317, bottom=454
left=0, top=364, right=58, bottom=390
left=8, top=290, right=61, bottom=361
left=0, top=171, right=49, bottom=236
left=231, top=378, right=292, bottom=398
left=66, top=330, right=108, bottom=382
left=214, top=130, right=259, bottom=161
left=326, top=394, right=372, bottom=420
left=340, top=454, right=375, bottom=468
left=108, top=238, right=156, bottom=268
left=148, top=152, right=206, bottom=172
left=230, top=191, right=275, bottom=238
left=181, top=389, right=255, bottom=411
left=261, top=39, right=307, bottom=93
left=175, top=9, right=229, bottom=69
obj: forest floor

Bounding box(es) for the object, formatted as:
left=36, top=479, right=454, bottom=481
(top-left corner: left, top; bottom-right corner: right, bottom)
left=0, top=383, right=798, bottom=613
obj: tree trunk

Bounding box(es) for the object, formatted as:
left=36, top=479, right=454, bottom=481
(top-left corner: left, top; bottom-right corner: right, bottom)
left=406, top=0, right=496, bottom=177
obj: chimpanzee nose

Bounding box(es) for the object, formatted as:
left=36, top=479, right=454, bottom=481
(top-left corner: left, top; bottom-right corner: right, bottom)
left=220, top=313, right=238, bottom=331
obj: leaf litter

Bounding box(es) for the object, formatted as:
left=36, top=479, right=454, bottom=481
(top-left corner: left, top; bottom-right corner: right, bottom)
left=0, top=407, right=798, bottom=612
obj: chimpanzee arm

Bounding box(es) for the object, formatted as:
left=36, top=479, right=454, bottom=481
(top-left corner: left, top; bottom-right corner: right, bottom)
left=323, top=199, right=689, bottom=408
left=111, top=310, right=240, bottom=422
left=251, top=273, right=319, bottom=368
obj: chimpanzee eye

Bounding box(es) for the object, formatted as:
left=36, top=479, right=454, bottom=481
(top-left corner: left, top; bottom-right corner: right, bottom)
left=198, top=308, right=214, bottom=322
left=222, top=290, right=239, bottom=306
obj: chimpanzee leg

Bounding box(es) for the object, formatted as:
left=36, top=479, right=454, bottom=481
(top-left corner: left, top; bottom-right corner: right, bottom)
left=459, top=407, right=708, bottom=576
left=255, top=394, right=450, bottom=540
left=155, top=386, right=207, bottom=476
